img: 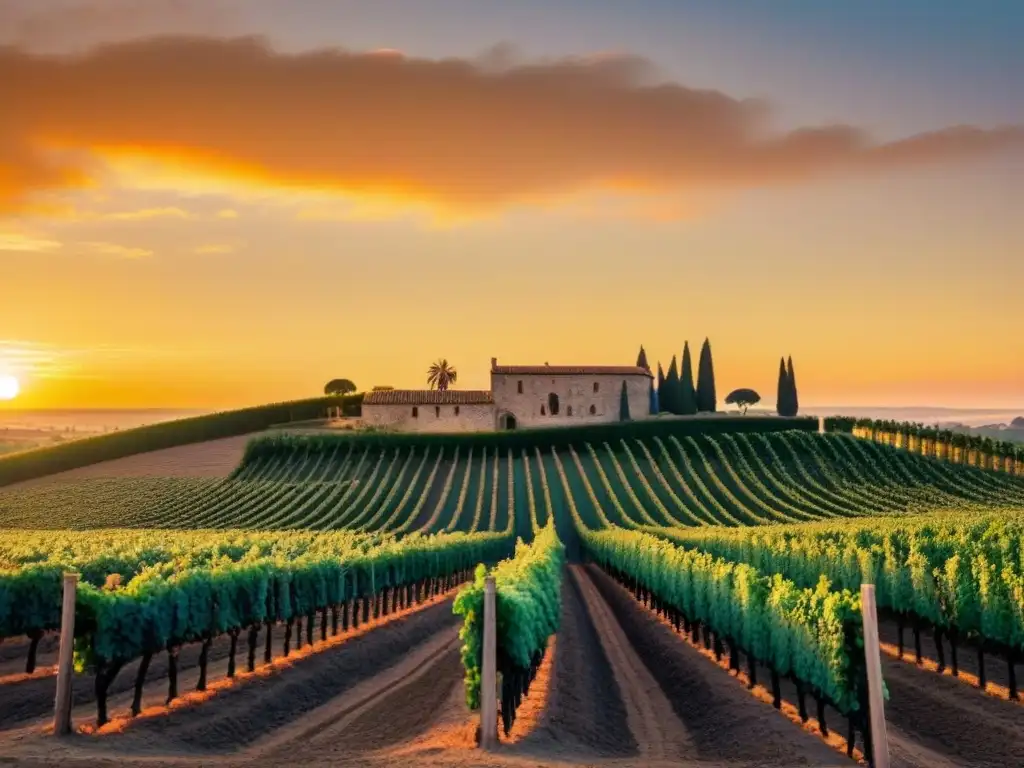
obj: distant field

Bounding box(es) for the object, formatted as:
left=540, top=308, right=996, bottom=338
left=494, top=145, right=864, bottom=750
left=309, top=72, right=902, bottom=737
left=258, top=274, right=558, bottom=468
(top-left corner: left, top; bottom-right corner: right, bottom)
left=0, top=394, right=361, bottom=488
left=0, top=434, right=251, bottom=491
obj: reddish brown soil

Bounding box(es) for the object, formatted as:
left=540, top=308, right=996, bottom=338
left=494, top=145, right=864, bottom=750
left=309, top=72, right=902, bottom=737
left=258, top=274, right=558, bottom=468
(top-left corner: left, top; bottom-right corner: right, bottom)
left=881, top=653, right=1024, bottom=768
left=877, top=615, right=1024, bottom=697
left=508, top=568, right=637, bottom=759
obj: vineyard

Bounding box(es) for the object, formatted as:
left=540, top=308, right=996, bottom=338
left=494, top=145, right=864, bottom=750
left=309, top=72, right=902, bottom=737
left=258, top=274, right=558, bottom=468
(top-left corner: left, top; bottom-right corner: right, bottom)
left=2, top=422, right=1024, bottom=768
left=4, top=431, right=1023, bottom=533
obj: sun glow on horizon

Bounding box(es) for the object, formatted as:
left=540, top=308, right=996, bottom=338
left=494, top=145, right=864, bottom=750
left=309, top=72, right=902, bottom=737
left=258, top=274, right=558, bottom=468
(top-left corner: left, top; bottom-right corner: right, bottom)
left=0, top=376, right=20, bottom=403
left=0, top=375, right=20, bottom=401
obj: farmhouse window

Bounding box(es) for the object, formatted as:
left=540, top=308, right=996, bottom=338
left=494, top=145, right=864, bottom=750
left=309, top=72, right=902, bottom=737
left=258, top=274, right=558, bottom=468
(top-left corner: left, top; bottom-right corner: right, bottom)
left=541, top=404, right=546, bottom=415
left=435, top=406, right=440, bottom=417
left=593, top=382, right=599, bottom=393
left=517, top=380, right=523, bottom=394
left=455, top=406, right=460, bottom=415
left=548, top=393, right=560, bottom=415
left=589, top=405, right=596, bottom=415
left=567, top=406, right=573, bottom=416
left=412, top=407, right=418, bottom=417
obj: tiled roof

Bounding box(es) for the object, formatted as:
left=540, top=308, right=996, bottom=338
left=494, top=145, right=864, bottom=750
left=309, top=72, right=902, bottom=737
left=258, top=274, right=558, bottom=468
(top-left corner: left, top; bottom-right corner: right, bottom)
left=491, top=365, right=653, bottom=378
left=363, top=389, right=495, bottom=406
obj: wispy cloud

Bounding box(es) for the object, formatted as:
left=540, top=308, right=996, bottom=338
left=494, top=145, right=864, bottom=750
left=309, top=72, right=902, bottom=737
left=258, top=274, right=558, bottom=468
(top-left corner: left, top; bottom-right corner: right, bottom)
left=193, top=243, right=234, bottom=254
left=0, top=339, right=71, bottom=379
left=0, top=232, right=62, bottom=252
left=216, top=208, right=238, bottom=219
left=90, top=206, right=191, bottom=221
left=0, top=0, right=235, bottom=51
left=1, top=37, right=1022, bottom=219
left=81, top=241, right=153, bottom=258
left=0, top=338, right=208, bottom=380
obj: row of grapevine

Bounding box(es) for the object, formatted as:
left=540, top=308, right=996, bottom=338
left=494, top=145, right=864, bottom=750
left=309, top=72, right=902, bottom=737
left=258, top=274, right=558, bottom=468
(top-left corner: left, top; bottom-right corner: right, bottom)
left=826, top=417, right=1024, bottom=475
left=648, top=510, right=1024, bottom=696
left=453, top=524, right=564, bottom=736
left=0, top=529, right=377, bottom=654
left=1, top=529, right=514, bottom=725
left=579, top=527, right=876, bottom=756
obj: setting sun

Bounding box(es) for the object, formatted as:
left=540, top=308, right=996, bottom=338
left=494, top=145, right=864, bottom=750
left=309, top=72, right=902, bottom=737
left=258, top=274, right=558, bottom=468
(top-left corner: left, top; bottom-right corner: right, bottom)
left=0, top=375, right=20, bottom=401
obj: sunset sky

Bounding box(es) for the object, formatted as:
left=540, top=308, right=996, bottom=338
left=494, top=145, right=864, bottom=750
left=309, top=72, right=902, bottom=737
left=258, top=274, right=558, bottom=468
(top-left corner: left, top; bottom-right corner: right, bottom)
left=2, top=0, right=1022, bottom=411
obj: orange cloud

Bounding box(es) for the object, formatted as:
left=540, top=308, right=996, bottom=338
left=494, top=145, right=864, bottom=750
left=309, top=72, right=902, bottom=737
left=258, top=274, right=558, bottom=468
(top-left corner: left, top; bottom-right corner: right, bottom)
left=2, top=36, right=1023, bottom=216
left=0, top=0, right=233, bottom=51
left=68, top=205, right=191, bottom=222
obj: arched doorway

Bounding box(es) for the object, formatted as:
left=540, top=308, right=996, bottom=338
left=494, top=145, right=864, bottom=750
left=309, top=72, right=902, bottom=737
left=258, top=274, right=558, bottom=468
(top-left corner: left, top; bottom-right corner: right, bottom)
left=548, top=392, right=560, bottom=415
left=500, top=412, right=518, bottom=430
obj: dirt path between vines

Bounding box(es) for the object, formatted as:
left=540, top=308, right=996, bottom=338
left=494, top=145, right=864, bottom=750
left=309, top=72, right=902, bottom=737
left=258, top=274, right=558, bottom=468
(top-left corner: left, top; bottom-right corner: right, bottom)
left=880, top=653, right=1024, bottom=768
left=569, top=565, right=692, bottom=761
left=257, top=631, right=462, bottom=760
left=584, top=564, right=855, bottom=767
left=0, top=598, right=462, bottom=766
left=505, top=566, right=636, bottom=760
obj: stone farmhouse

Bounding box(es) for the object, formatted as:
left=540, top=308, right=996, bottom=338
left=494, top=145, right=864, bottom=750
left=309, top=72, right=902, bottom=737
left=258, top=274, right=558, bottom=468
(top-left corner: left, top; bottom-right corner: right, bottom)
left=361, top=357, right=653, bottom=433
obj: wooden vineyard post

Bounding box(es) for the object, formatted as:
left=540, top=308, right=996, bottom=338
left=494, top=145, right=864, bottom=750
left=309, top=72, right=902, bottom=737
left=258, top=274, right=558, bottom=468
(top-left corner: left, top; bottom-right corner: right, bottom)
left=480, top=576, right=498, bottom=750
left=860, top=584, right=889, bottom=768
left=53, top=572, right=78, bottom=736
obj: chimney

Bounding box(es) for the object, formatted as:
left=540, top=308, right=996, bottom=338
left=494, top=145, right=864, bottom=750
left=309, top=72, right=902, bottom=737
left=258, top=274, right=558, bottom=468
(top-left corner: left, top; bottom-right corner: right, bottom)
left=491, top=357, right=497, bottom=370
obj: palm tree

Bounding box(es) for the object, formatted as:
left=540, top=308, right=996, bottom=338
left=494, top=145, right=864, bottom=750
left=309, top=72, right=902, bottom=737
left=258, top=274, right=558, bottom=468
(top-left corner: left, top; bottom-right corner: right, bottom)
left=427, top=359, right=458, bottom=391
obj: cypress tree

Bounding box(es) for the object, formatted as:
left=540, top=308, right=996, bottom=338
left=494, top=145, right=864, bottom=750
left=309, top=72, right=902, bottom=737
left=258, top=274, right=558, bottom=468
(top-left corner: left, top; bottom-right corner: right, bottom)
left=679, top=341, right=697, bottom=415
left=648, top=377, right=658, bottom=415
left=776, top=357, right=790, bottom=416
left=659, top=364, right=667, bottom=417
left=787, top=356, right=800, bottom=416
left=696, top=338, right=717, bottom=413
left=664, top=356, right=680, bottom=414
left=620, top=381, right=631, bottom=421
left=636, top=345, right=650, bottom=371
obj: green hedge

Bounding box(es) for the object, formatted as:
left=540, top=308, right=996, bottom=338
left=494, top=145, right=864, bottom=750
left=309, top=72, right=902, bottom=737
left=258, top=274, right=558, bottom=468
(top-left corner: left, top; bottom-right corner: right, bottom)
left=240, top=415, right=818, bottom=466
left=823, top=416, right=857, bottom=433
left=0, top=394, right=363, bottom=487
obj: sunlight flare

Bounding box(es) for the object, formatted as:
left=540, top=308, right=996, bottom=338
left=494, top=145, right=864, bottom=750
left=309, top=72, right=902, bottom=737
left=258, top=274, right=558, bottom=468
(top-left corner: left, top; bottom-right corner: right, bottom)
left=0, top=374, right=20, bottom=400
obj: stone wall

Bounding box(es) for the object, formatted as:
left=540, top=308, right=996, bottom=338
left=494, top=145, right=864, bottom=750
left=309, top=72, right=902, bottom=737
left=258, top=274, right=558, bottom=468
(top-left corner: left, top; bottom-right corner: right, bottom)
left=361, top=402, right=496, bottom=433
left=491, top=373, right=650, bottom=428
